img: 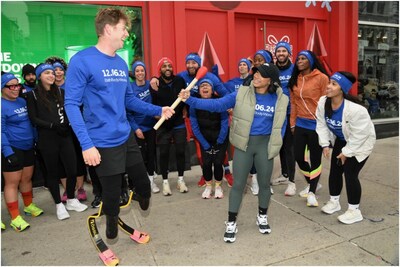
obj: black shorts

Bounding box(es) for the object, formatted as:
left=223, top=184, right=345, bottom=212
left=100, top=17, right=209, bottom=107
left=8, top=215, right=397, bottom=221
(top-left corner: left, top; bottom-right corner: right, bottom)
left=156, top=127, right=187, bottom=145
left=94, top=131, right=143, bottom=177
left=2, top=147, right=35, bottom=172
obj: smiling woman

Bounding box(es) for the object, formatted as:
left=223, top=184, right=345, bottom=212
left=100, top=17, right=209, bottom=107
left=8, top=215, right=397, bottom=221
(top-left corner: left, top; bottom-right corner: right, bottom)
left=179, top=63, right=288, bottom=243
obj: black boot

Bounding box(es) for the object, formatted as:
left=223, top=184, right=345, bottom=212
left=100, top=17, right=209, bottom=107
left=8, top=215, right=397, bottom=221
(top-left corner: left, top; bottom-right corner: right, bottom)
left=106, top=215, right=119, bottom=239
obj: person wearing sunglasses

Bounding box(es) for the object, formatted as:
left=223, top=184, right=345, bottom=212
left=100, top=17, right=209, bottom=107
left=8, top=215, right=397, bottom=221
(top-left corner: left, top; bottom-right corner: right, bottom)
left=1, top=73, right=44, bottom=232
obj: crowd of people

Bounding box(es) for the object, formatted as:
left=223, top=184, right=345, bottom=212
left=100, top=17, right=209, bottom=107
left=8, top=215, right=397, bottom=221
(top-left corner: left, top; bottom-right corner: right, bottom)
left=2, top=7, right=376, bottom=245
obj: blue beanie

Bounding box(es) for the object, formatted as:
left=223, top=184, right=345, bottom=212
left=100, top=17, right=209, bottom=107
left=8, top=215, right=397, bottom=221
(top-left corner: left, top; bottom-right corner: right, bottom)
left=35, top=63, right=55, bottom=79
left=198, top=78, right=214, bottom=92
left=1, top=73, right=18, bottom=89
left=238, top=58, right=251, bottom=71
left=275, top=41, right=292, bottom=55
left=254, top=50, right=272, bottom=63
left=53, top=62, right=65, bottom=71
left=297, top=50, right=315, bottom=68
left=132, top=61, right=146, bottom=73
left=185, top=53, right=202, bottom=66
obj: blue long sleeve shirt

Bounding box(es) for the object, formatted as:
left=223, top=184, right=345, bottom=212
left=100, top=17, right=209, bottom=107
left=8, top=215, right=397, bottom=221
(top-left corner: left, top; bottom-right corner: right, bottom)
left=64, top=46, right=162, bottom=150
left=177, top=71, right=229, bottom=97
left=1, top=98, right=35, bottom=157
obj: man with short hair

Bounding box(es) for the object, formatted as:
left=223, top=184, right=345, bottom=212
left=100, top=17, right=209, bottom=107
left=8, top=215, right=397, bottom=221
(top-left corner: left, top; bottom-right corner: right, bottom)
left=64, top=7, right=174, bottom=242
left=271, top=41, right=297, bottom=196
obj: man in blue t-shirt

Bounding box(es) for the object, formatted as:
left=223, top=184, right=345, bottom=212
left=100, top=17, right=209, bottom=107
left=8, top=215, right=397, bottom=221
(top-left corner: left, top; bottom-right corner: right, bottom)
left=64, top=7, right=174, bottom=243
left=271, top=41, right=297, bottom=197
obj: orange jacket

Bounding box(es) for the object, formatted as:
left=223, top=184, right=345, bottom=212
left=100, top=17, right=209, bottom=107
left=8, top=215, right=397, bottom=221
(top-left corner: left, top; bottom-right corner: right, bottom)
left=289, top=69, right=329, bottom=128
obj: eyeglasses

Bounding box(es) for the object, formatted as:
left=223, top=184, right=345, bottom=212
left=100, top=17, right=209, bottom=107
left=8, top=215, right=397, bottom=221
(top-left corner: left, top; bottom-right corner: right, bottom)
left=4, top=84, right=22, bottom=91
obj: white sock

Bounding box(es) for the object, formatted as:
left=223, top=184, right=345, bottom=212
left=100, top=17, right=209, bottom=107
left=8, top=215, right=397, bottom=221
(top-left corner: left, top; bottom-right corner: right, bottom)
left=178, top=176, right=184, bottom=182
left=348, top=204, right=360, bottom=210
left=330, top=195, right=340, bottom=202
left=163, top=179, right=169, bottom=184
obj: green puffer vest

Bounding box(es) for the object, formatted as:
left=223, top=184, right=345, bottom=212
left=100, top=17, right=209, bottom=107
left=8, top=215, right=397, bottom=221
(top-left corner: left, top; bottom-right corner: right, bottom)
left=229, top=82, right=289, bottom=159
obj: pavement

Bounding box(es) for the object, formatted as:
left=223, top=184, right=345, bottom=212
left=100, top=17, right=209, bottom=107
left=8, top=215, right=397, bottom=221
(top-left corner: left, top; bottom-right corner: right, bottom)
left=1, top=136, right=399, bottom=266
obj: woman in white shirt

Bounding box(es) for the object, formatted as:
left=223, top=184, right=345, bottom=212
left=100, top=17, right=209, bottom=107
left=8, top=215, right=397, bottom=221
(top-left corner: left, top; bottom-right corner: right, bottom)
left=316, top=71, right=376, bottom=224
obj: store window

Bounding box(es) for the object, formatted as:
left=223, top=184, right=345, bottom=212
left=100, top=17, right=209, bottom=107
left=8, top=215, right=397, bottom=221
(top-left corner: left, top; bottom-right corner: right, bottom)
left=358, top=2, right=399, bottom=119
left=1, top=2, right=143, bottom=81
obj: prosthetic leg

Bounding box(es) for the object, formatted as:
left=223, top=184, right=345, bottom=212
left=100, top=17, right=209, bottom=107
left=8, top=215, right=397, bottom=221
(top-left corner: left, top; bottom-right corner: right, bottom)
left=87, top=192, right=150, bottom=266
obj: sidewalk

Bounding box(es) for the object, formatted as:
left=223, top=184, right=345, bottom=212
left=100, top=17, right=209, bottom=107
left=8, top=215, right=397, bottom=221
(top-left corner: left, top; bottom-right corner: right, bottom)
left=1, top=137, right=398, bottom=266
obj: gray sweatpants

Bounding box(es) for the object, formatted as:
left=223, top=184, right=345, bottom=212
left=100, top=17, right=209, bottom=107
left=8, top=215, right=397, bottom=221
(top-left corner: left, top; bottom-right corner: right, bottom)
left=229, top=135, right=273, bottom=213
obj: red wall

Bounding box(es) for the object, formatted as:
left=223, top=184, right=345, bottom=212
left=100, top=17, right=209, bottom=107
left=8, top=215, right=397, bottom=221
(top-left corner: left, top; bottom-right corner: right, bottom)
left=93, top=1, right=359, bottom=93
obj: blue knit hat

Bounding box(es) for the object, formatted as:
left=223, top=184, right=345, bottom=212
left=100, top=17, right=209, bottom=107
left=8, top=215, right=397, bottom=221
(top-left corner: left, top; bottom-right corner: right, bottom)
left=275, top=41, right=291, bottom=55
left=53, top=62, right=65, bottom=71
left=297, top=50, right=315, bottom=68
left=254, top=50, right=272, bottom=63
left=132, top=61, right=146, bottom=73
left=1, top=73, right=18, bottom=89
left=238, top=58, right=251, bottom=71
left=35, top=63, right=55, bottom=79
left=185, top=53, right=202, bottom=66
left=198, top=78, right=214, bottom=92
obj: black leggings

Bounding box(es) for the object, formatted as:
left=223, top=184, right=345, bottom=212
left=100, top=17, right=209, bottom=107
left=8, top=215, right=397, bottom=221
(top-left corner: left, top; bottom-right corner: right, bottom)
left=293, top=126, right=322, bottom=193
left=200, top=140, right=228, bottom=182
left=99, top=162, right=150, bottom=216
left=159, top=143, right=186, bottom=179
left=39, top=135, right=77, bottom=204
left=136, top=129, right=156, bottom=176
left=328, top=139, right=367, bottom=205
left=279, top=116, right=295, bottom=182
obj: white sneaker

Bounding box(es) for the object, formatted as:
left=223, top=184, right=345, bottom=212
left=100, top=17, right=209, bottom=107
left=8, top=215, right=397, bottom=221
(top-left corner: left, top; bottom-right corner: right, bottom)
left=321, top=200, right=341, bottom=214
left=202, top=185, right=212, bottom=199
left=223, top=221, right=238, bottom=243
left=256, top=214, right=271, bottom=234
left=307, top=192, right=319, bottom=207
left=338, top=209, right=363, bottom=224
left=163, top=181, right=172, bottom=196
left=270, top=187, right=274, bottom=195
left=250, top=175, right=259, bottom=195
left=177, top=179, right=188, bottom=193
left=271, top=175, right=289, bottom=185
left=66, top=198, right=88, bottom=212
left=151, top=181, right=160, bottom=193
left=299, top=183, right=322, bottom=198
left=214, top=185, right=224, bottom=199
left=149, top=175, right=160, bottom=193
left=284, top=182, right=296, bottom=196
left=56, top=203, right=70, bottom=220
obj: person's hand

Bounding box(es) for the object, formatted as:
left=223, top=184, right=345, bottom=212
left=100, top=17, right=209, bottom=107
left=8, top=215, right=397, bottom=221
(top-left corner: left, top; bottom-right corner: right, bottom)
left=212, top=144, right=221, bottom=154
left=6, top=154, right=19, bottom=167
left=336, top=153, right=347, bottom=166
left=322, top=147, right=330, bottom=159
left=178, top=89, right=190, bottom=101
left=161, top=107, right=175, bottom=120
left=83, top=147, right=101, bottom=166
left=135, top=129, right=144, bottom=139
left=205, top=147, right=213, bottom=155
left=150, top=77, right=159, bottom=91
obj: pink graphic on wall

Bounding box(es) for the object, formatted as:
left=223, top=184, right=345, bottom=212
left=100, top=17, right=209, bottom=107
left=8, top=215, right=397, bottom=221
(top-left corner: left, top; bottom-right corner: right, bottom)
left=198, top=32, right=225, bottom=75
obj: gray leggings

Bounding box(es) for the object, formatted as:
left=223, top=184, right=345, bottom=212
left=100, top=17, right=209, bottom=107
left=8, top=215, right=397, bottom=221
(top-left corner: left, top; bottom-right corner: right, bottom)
left=229, top=135, right=273, bottom=213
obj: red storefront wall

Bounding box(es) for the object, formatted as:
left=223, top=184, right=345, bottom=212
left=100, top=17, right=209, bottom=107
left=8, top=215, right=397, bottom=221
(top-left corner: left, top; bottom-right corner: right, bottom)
left=91, top=1, right=359, bottom=94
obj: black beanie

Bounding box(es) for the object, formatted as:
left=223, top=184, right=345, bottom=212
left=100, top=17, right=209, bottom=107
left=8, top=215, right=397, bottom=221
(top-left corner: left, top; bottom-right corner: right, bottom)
left=21, top=64, right=35, bottom=78
left=252, top=63, right=280, bottom=85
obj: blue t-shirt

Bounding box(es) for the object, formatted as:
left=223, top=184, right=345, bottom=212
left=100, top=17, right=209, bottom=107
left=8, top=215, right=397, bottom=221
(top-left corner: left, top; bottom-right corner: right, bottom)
left=64, top=46, right=161, bottom=150
left=1, top=97, right=35, bottom=156
left=224, top=77, right=245, bottom=93
left=127, top=81, right=155, bottom=132
left=278, top=63, right=294, bottom=114
left=326, top=101, right=345, bottom=141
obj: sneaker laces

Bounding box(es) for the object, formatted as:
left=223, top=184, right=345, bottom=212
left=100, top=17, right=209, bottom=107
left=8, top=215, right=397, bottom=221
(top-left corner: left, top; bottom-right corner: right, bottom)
left=225, top=221, right=236, bottom=233
left=257, top=214, right=268, bottom=225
